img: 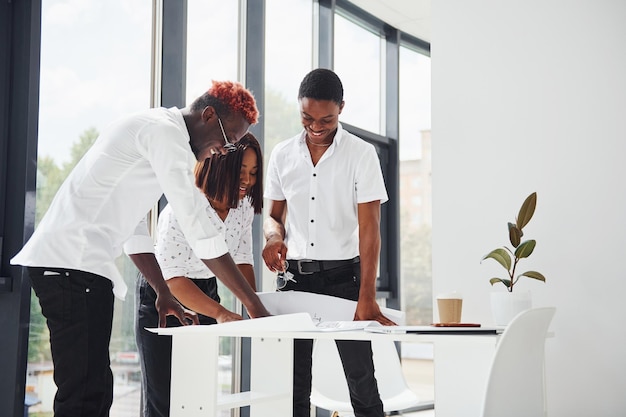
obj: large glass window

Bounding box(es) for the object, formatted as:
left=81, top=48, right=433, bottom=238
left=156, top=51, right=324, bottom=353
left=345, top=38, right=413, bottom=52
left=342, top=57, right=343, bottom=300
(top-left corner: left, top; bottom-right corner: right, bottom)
left=399, top=43, right=433, bottom=406
left=262, top=0, right=313, bottom=292
left=22, top=1, right=432, bottom=415
left=28, top=1, right=152, bottom=415
left=187, top=2, right=240, bottom=412
left=334, top=12, right=382, bottom=135
left=186, top=1, right=238, bottom=100
left=399, top=45, right=432, bottom=324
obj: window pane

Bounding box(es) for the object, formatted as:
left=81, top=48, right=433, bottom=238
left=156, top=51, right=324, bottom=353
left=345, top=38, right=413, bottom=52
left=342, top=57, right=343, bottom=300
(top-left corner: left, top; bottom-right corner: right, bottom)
left=186, top=0, right=238, bottom=100
left=399, top=44, right=433, bottom=405
left=186, top=2, right=240, bottom=411
left=334, top=13, right=382, bottom=134
left=262, top=0, right=313, bottom=292
left=399, top=46, right=432, bottom=326
left=29, top=1, right=152, bottom=415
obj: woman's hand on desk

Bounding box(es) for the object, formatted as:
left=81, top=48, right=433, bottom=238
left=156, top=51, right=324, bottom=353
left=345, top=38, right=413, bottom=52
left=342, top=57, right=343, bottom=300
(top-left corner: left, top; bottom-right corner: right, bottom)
left=215, top=308, right=244, bottom=324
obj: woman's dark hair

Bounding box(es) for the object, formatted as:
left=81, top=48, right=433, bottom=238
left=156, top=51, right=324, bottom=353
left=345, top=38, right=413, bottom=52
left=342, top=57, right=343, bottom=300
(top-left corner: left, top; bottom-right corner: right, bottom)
left=195, top=133, right=263, bottom=214
left=298, top=68, right=344, bottom=105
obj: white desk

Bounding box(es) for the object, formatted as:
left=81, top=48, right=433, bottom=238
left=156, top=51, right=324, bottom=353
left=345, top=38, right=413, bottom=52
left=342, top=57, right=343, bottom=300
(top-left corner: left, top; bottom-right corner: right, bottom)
left=151, top=313, right=502, bottom=417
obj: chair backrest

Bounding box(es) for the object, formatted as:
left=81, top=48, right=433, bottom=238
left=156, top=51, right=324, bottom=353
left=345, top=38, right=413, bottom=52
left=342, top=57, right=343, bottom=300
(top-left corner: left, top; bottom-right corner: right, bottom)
left=480, top=307, right=556, bottom=417
left=255, top=291, right=405, bottom=323
left=310, top=338, right=421, bottom=414
left=255, top=291, right=418, bottom=415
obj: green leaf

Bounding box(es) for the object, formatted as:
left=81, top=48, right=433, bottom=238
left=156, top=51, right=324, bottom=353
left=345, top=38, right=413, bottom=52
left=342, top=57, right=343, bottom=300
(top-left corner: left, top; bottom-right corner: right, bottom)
left=508, top=223, right=522, bottom=247
left=519, top=270, right=546, bottom=282
left=489, top=278, right=512, bottom=288
left=516, top=192, right=537, bottom=230
left=482, top=248, right=512, bottom=271
left=514, top=240, right=536, bottom=259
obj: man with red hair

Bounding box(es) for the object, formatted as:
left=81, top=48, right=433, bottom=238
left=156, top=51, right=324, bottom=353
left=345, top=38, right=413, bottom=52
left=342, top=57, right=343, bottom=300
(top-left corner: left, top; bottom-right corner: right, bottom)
left=11, top=80, right=269, bottom=417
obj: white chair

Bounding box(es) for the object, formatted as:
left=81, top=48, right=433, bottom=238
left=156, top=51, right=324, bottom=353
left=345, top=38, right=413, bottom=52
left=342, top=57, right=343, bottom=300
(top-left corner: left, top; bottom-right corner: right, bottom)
left=310, top=338, right=420, bottom=417
left=255, top=291, right=419, bottom=417
left=480, top=307, right=556, bottom=417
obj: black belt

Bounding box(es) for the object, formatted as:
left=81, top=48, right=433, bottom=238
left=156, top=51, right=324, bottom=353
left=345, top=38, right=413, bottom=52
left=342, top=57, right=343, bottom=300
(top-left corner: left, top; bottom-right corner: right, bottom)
left=287, top=256, right=360, bottom=275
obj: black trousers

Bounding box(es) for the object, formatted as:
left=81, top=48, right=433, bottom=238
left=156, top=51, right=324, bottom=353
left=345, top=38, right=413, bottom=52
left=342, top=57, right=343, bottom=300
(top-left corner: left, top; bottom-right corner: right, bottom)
left=279, top=261, right=384, bottom=417
left=135, top=275, right=219, bottom=417
left=28, top=267, right=115, bottom=417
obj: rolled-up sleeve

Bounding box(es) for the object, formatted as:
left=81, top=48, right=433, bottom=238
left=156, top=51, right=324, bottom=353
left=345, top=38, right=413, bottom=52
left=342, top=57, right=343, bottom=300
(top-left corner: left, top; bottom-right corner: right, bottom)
left=137, top=122, right=228, bottom=260
left=123, top=217, right=155, bottom=255
left=155, top=206, right=196, bottom=279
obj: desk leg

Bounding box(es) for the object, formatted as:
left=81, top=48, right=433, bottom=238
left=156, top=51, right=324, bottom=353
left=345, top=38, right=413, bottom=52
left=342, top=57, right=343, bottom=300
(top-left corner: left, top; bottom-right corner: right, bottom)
left=433, top=336, right=496, bottom=417
left=170, top=333, right=220, bottom=416
left=250, top=337, right=293, bottom=417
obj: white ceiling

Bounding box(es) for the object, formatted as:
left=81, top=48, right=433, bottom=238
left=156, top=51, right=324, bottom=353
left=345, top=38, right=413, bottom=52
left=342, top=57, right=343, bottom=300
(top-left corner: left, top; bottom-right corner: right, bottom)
left=347, top=0, right=431, bottom=42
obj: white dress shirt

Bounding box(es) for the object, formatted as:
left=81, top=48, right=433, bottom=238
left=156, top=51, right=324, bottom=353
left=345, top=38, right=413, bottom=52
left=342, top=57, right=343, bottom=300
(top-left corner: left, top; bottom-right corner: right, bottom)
left=11, top=107, right=228, bottom=299
left=156, top=199, right=254, bottom=280
left=264, top=123, right=388, bottom=260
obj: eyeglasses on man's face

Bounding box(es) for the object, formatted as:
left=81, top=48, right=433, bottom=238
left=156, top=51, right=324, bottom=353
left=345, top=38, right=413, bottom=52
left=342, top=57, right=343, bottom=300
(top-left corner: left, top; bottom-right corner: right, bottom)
left=217, top=117, right=237, bottom=153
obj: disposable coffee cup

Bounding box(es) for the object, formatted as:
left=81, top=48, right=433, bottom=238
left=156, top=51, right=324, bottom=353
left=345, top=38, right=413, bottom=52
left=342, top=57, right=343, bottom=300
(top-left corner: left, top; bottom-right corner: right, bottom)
left=437, top=292, right=463, bottom=323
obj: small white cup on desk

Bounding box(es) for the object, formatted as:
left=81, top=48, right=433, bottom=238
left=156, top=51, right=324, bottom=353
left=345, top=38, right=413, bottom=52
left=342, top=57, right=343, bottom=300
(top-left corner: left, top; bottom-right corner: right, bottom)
left=437, top=292, right=463, bottom=324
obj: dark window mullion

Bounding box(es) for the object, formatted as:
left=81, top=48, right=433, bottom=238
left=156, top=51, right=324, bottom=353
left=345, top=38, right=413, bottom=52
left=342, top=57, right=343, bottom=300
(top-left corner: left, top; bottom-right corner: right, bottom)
left=0, top=1, right=43, bottom=417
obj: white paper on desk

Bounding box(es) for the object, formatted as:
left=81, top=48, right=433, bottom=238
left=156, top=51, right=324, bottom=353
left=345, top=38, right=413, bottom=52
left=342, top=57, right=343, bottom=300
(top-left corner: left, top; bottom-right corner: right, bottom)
left=315, top=320, right=384, bottom=332
left=256, top=291, right=405, bottom=326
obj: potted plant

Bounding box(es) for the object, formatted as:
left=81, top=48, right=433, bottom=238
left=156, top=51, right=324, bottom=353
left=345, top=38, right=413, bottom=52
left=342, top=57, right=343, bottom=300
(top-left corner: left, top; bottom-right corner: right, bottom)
left=481, top=192, right=546, bottom=325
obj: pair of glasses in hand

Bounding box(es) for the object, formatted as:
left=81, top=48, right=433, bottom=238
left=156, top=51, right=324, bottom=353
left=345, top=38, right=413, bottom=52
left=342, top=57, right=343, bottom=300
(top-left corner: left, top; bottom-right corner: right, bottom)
left=276, top=261, right=297, bottom=290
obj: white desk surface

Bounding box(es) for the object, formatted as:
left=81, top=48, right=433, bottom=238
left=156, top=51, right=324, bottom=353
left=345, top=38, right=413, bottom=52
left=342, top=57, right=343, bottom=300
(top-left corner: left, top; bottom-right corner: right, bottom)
left=148, top=312, right=501, bottom=342
left=152, top=313, right=503, bottom=417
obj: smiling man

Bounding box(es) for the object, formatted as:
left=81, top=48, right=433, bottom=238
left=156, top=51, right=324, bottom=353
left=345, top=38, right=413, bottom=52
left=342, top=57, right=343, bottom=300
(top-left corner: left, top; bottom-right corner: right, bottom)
left=11, top=80, right=269, bottom=417
left=262, top=68, right=394, bottom=417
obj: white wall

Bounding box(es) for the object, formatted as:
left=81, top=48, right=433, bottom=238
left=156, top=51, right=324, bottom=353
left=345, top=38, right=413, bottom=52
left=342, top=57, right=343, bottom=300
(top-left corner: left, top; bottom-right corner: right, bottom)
left=432, top=1, right=626, bottom=415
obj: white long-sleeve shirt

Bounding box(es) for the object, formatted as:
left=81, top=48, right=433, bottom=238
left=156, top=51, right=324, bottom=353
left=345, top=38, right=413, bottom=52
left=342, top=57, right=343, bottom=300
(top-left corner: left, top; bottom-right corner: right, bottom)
left=11, top=107, right=228, bottom=299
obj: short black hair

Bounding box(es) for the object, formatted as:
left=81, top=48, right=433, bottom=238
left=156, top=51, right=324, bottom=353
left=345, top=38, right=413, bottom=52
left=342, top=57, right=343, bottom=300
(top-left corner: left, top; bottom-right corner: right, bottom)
left=298, top=68, right=343, bottom=105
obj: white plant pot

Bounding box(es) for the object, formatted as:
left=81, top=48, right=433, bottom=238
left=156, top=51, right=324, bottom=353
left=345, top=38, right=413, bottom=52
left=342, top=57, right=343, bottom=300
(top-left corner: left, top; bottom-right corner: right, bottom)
left=490, top=290, right=532, bottom=326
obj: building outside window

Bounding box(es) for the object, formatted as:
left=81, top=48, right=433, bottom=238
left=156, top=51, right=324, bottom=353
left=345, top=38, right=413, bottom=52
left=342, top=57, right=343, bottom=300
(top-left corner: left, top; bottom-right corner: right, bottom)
left=398, top=43, right=433, bottom=405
